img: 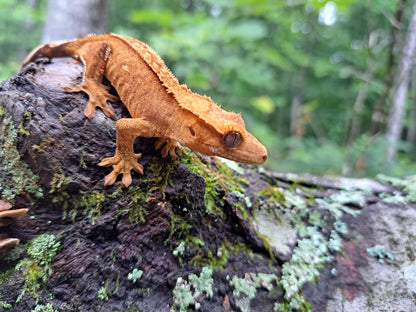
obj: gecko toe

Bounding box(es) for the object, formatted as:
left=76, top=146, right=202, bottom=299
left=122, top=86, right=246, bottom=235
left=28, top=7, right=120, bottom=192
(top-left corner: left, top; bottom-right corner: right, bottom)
left=98, top=157, right=115, bottom=167
left=84, top=105, right=96, bottom=119
left=122, top=173, right=132, bottom=187
left=104, top=171, right=118, bottom=186
left=101, top=105, right=115, bottom=119
left=132, top=162, right=144, bottom=174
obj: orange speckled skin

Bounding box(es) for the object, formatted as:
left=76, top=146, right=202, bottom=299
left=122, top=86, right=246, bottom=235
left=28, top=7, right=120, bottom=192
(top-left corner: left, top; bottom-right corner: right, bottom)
left=21, top=34, right=267, bottom=186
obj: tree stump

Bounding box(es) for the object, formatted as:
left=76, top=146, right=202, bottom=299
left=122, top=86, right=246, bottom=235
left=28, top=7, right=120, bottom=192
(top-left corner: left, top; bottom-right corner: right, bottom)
left=0, top=58, right=415, bottom=312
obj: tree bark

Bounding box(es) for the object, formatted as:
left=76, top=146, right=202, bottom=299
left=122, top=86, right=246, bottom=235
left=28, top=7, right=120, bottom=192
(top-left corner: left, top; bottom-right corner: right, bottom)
left=406, top=67, right=416, bottom=153
left=290, top=67, right=307, bottom=137
left=41, top=0, right=109, bottom=43
left=370, top=0, right=406, bottom=135
left=386, top=0, right=416, bottom=162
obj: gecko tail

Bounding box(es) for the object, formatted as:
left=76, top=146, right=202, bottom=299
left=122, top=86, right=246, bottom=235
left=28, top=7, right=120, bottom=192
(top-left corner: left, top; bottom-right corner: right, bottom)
left=20, top=40, right=72, bottom=70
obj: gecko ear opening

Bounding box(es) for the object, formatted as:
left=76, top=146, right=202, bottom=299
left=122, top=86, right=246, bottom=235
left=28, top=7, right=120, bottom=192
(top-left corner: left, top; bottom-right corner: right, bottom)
left=223, top=131, right=242, bottom=148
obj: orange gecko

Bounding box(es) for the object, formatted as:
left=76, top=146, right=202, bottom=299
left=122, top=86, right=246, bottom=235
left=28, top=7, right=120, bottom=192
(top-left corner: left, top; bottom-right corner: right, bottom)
left=21, top=34, right=267, bottom=186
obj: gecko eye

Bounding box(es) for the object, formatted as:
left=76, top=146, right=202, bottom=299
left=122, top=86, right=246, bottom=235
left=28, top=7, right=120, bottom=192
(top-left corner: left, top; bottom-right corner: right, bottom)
left=223, top=131, right=242, bottom=148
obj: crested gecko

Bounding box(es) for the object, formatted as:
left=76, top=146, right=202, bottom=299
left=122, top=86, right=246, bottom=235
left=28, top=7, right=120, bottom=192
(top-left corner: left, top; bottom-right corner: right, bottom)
left=21, top=34, right=267, bottom=186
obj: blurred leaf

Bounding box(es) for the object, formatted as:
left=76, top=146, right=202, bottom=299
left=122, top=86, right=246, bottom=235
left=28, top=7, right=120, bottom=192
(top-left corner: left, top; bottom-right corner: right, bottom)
left=130, top=10, right=173, bottom=28
left=187, top=70, right=210, bottom=90
left=227, top=19, right=268, bottom=41
left=252, top=96, right=275, bottom=114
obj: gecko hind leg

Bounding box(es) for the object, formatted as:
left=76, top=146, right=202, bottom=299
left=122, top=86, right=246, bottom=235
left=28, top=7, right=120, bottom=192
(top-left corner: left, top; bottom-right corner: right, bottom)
left=64, top=83, right=119, bottom=119
left=63, top=42, right=119, bottom=119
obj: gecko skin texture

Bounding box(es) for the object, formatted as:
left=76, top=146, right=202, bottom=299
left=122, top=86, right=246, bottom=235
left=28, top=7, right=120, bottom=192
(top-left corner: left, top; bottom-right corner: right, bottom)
left=21, top=34, right=268, bottom=186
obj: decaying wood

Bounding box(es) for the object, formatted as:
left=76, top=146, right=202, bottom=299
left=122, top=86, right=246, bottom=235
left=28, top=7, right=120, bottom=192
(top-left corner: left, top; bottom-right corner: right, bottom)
left=0, top=59, right=415, bottom=312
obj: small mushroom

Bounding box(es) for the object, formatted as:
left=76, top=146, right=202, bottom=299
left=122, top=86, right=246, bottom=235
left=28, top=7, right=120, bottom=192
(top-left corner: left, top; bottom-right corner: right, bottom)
left=0, top=208, right=29, bottom=226
left=0, top=237, right=20, bottom=252
left=0, top=200, right=29, bottom=252
left=0, top=200, right=12, bottom=211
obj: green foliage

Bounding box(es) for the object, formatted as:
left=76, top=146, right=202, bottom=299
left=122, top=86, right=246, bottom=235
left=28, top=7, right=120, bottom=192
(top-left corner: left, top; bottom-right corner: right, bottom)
left=78, top=191, right=106, bottom=225
left=15, top=233, right=60, bottom=302
left=31, top=303, right=58, bottom=312
left=97, top=282, right=110, bottom=301
left=27, top=234, right=61, bottom=266
left=0, top=301, right=12, bottom=309
left=0, top=0, right=47, bottom=80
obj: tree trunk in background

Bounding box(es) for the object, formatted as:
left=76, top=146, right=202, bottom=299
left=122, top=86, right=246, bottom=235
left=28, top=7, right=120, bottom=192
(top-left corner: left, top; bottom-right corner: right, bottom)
left=386, top=0, right=416, bottom=162
left=290, top=67, right=307, bottom=137
left=406, top=68, right=416, bottom=154
left=41, top=0, right=109, bottom=43
left=347, top=80, right=369, bottom=146
left=370, top=0, right=406, bottom=135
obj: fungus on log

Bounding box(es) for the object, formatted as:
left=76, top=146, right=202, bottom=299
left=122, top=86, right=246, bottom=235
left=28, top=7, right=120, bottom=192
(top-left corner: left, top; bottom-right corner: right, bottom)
left=0, top=200, right=28, bottom=252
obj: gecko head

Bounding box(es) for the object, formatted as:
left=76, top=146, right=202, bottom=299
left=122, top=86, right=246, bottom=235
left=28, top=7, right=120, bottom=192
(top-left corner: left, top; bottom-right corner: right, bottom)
left=185, top=110, right=268, bottom=165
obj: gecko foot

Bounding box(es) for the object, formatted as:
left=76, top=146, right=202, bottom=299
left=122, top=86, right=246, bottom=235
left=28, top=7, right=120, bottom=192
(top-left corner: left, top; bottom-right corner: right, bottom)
left=98, top=153, right=143, bottom=187
left=63, top=83, right=119, bottom=119
left=155, top=138, right=182, bottom=159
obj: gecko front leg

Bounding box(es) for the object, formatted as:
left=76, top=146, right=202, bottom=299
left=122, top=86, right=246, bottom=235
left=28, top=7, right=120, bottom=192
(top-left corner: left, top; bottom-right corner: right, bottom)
left=154, top=137, right=182, bottom=159
left=99, top=118, right=179, bottom=187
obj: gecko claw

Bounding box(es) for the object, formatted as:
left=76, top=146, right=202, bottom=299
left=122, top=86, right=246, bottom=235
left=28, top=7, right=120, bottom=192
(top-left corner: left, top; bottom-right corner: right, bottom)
left=103, top=171, right=118, bottom=186
left=99, top=153, right=143, bottom=186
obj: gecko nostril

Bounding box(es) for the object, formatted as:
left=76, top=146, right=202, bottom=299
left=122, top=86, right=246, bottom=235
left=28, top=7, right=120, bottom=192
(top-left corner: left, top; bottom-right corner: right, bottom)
left=263, top=155, right=267, bottom=162
left=189, top=127, right=195, bottom=136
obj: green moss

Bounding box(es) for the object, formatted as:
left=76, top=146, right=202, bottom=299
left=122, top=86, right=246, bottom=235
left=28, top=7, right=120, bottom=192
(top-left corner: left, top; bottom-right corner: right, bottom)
left=78, top=191, right=106, bottom=225
left=117, top=184, right=149, bottom=224
left=256, top=185, right=286, bottom=205
left=190, top=240, right=228, bottom=269
left=50, top=174, right=109, bottom=224
left=32, top=139, right=53, bottom=154
left=97, top=281, right=110, bottom=301
left=147, top=156, right=179, bottom=194
left=18, top=112, right=32, bottom=136
left=165, top=211, right=194, bottom=244
left=15, top=233, right=60, bottom=302
left=0, top=301, right=12, bottom=309
left=0, top=115, right=43, bottom=203
left=79, top=151, right=87, bottom=169
left=189, top=239, right=254, bottom=269
left=0, top=267, right=15, bottom=285
left=30, top=303, right=58, bottom=312
left=180, top=150, right=247, bottom=215
left=49, top=172, right=71, bottom=210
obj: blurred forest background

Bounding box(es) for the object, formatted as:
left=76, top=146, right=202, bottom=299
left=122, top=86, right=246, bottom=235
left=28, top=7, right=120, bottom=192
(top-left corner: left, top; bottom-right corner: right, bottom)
left=1, top=0, right=416, bottom=178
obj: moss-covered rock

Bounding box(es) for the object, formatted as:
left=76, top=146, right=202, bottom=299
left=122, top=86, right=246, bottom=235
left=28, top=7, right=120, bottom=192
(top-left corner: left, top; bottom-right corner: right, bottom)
left=0, top=55, right=415, bottom=312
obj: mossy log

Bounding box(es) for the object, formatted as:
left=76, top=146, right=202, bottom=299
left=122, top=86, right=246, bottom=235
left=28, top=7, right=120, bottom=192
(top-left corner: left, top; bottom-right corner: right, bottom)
left=0, top=58, right=415, bottom=312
